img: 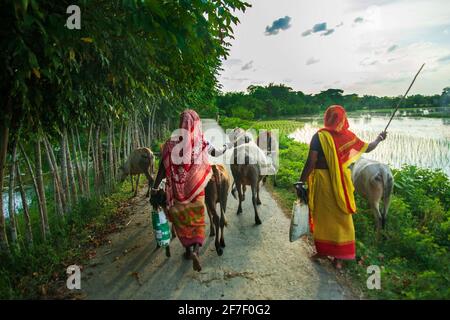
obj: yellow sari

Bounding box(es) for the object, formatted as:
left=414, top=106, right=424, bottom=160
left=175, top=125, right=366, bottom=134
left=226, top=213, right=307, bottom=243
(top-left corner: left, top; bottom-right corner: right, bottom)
left=308, top=130, right=367, bottom=259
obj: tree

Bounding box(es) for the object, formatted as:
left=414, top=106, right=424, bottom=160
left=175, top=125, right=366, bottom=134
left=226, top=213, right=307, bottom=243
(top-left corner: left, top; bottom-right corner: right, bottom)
left=0, top=0, right=251, bottom=252
left=441, top=87, right=450, bottom=107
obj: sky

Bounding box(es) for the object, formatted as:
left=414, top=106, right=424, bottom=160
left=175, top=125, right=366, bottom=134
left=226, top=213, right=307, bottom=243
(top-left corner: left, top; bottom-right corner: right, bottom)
left=218, top=0, right=450, bottom=96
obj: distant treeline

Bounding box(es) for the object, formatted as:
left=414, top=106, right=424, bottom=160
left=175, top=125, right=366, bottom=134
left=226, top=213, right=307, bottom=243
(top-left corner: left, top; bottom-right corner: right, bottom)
left=216, top=84, right=450, bottom=119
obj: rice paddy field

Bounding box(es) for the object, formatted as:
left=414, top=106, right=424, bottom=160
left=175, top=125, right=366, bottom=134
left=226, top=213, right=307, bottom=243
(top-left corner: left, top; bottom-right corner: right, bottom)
left=289, top=116, right=450, bottom=176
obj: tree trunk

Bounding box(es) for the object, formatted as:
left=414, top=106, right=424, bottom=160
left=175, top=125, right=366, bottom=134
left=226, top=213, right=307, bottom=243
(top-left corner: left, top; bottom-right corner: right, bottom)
left=133, top=113, right=139, bottom=149
left=60, top=131, right=71, bottom=208
left=85, top=125, right=92, bottom=196
left=44, top=136, right=67, bottom=212
left=8, top=140, right=18, bottom=243
left=70, top=128, right=84, bottom=196
left=34, top=138, right=50, bottom=239
left=108, top=121, right=115, bottom=189
left=65, top=130, right=78, bottom=203
left=139, top=120, right=146, bottom=147
left=96, top=125, right=105, bottom=191
left=95, top=126, right=105, bottom=191
left=117, top=121, right=124, bottom=175
left=16, top=164, right=33, bottom=244
left=147, top=112, right=151, bottom=147
left=19, top=143, right=45, bottom=238
left=43, top=137, right=64, bottom=217
left=0, top=124, right=9, bottom=251
left=75, top=127, right=85, bottom=185
left=91, top=126, right=98, bottom=191
left=112, top=121, right=118, bottom=178
left=125, top=122, right=130, bottom=160
left=151, top=107, right=156, bottom=142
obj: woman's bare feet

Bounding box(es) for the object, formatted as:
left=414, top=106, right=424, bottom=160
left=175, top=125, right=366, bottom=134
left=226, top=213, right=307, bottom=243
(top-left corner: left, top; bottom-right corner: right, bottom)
left=192, top=252, right=202, bottom=272
left=310, top=253, right=327, bottom=261
left=333, top=259, right=343, bottom=270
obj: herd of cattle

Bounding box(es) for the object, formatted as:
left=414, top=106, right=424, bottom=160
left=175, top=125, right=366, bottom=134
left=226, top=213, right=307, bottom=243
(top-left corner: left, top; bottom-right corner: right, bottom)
left=117, top=128, right=394, bottom=256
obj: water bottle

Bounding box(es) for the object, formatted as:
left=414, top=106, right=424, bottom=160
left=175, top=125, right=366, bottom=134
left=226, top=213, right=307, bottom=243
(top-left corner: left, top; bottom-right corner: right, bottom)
left=151, top=209, right=171, bottom=247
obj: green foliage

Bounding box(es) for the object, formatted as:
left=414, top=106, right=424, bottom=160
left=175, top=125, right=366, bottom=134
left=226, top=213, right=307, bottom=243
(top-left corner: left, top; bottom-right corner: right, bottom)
left=1, top=0, right=251, bottom=137
left=0, top=180, right=132, bottom=299
left=347, top=167, right=449, bottom=299
left=219, top=116, right=252, bottom=129
left=216, top=84, right=446, bottom=119
left=231, top=106, right=254, bottom=120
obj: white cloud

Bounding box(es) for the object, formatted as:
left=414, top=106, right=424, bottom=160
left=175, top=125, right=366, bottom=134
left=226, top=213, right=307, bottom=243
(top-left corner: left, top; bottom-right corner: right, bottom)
left=218, top=0, right=450, bottom=95
left=241, top=60, right=254, bottom=71
left=306, top=57, right=320, bottom=65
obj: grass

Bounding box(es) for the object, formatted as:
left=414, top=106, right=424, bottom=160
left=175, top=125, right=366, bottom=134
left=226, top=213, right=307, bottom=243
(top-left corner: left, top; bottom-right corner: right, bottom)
left=0, top=178, right=146, bottom=299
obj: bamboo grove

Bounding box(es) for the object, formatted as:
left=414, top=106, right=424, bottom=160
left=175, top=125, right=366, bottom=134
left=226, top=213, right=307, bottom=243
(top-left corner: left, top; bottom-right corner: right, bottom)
left=0, top=0, right=251, bottom=255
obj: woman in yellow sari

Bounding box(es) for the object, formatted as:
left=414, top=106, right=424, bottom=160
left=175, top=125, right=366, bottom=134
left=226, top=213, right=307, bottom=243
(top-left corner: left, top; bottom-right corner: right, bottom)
left=298, top=105, right=386, bottom=269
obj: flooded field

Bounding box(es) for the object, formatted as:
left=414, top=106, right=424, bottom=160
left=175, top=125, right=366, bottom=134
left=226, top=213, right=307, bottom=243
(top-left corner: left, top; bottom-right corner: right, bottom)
left=289, top=116, right=450, bottom=176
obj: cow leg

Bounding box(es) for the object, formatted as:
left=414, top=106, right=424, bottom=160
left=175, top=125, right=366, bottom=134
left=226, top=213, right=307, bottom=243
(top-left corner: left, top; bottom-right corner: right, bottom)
left=256, top=179, right=262, bottom=205
left=241, top=185, right=246, bottom=202
left=211, top=206, right=223, bottom=256
left=206, top=200, right=215, bottom=237
left=143, top=170, right=154, bottom=198
left=134, top=174, right=140, bottom=197
left=219, top=191, right=228, bottom=248
left=236, top=181, right=243, bottom=215
left=252, top=182, right=262, bottom=225
left=130, top=175, right=134, bottom=193
left=371, top=203, right=382, bottom=240
left=165, top=246, right=171, bottom=257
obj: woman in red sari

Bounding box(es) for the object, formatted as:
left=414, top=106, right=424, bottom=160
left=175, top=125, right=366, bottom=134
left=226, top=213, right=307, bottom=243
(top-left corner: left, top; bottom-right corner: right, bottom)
left=152, top=109, right=229, bottom=271
left=298, top=105, right=387, bottom=269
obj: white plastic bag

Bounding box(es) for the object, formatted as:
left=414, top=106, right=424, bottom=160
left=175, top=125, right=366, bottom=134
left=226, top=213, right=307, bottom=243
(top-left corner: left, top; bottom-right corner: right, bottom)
left=289, top=200, right=310, bottom=242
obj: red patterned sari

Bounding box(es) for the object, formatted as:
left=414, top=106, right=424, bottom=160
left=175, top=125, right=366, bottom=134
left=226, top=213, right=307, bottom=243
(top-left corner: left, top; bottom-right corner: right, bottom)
left=162, top=110, right=211, bottom=247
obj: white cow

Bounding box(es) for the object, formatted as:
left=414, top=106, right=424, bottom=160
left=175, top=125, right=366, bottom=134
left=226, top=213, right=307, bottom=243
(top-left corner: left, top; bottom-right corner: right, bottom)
left=351, top=158, right=394, bottom=235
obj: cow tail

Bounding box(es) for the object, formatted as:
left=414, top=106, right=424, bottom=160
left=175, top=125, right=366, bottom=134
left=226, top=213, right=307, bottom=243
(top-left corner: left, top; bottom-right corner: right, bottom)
left=212, top=164, right=221, bottom=203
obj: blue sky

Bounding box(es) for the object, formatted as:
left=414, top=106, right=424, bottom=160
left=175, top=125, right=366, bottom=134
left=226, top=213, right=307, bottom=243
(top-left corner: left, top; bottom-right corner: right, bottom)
left=219, top=0, right=450, bottom=96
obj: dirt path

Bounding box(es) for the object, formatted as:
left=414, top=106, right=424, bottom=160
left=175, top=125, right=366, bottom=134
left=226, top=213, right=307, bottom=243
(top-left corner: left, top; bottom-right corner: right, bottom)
left=82, top=119, right=356, bottom=300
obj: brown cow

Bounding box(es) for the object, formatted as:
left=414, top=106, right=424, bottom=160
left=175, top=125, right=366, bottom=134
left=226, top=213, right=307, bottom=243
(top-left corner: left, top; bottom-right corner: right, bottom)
left=205, top=164, right=231, bottom=256
left=118, top=147, right=155, bottom=197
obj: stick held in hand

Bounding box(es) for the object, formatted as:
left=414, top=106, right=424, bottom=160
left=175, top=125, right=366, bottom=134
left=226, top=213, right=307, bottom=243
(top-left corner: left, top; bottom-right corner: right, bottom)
left=384, top=63, right=425, bottom=133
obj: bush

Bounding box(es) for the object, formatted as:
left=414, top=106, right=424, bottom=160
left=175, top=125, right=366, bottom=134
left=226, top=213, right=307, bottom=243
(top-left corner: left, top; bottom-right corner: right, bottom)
left=231, top=106, right=254, bottom=120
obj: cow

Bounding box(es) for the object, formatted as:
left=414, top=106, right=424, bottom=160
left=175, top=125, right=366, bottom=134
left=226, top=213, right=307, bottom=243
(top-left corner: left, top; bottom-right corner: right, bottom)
left=351, top=158, right=394, bottom=236
left=205, top=164, right=231, bottom=256
left=118, top=147, right=155, bottom=197
left=228, top=128, right=268, bottom=225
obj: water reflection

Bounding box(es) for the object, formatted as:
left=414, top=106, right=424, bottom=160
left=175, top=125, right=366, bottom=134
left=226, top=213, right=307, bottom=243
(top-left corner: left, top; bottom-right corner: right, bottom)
left=2, top=188, right=33, bottom=218
left=290, top=116, right=450, bottom=176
